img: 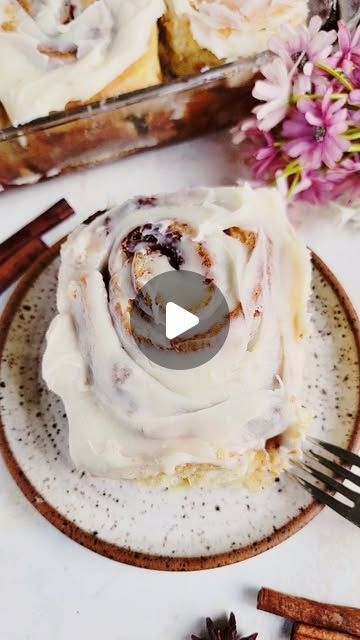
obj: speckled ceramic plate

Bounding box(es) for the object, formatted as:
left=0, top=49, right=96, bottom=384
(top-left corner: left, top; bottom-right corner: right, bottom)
left=0, top=245, right=359, bottom=571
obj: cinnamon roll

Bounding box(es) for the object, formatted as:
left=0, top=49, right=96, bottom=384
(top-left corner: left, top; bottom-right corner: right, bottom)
left=160, top=0, right=309, bottom=76
left=42, top=185, right=312, bottom=487
left=0, top=0, right=165, bottom=125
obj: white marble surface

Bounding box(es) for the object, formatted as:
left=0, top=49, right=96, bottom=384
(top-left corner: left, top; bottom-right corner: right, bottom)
left=0, top=133, right=359, bottom=640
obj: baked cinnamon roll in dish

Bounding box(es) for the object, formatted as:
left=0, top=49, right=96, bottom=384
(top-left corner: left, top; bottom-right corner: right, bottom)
left=42, top=185, right=311, bottom=487
left=161, top=0, right=309, bottom=76
left=0, top=0, right=165, bottom=125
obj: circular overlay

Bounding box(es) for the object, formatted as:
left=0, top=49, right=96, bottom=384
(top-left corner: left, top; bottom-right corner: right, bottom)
left=129, top=270, right=230, bottom=369
left=0, top=246, right=359, bottom=570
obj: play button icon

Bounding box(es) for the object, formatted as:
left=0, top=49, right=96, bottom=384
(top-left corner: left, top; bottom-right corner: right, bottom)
left=129, top=270, right=230, bottom=370
left=165, top=302, right=199, bottom=340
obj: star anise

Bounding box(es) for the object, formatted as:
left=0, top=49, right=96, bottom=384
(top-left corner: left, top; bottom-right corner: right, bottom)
left=191, top=612, right=258, bottom=640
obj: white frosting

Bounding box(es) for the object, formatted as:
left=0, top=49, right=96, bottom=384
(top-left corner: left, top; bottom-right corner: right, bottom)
left=42, top=186, right=311, bottom=481
left=169, top=0, right=308, bottom=60
left=0, top=0, right=165, bottom=125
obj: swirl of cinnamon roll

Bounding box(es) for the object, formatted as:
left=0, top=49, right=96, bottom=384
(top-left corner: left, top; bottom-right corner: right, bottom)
left=110, top=215, right=233, bottom=369
left=0, top=0, right=164, bottom=125
left=43, top=186, right=311, bottom=486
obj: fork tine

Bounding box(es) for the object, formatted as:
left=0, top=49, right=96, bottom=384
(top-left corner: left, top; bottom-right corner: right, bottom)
left=308, top=449, right=360, bottom=487
left=289, top=472, right=354, bottom=520
left=293, top=459, right=358, bottom=503
left=307, top=437, right=360, bottom=468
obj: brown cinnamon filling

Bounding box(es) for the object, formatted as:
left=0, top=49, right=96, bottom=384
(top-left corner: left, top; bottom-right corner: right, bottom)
left=224, top=226, right=257, bottom=250
left=122, top=224, right=184, bottom=271
left=37, top=44, right=78, bottom=59
left=265, top=434, right=282, bottom=451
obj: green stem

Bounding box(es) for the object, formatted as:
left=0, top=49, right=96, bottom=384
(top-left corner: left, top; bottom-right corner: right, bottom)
left=288, top=172, right=300, bottom=198
left=325, top=92, right=347, bottom=100
left=281, top=161, right=301, bottom=178
left=292, top=92, right=348, bottom=101
left=349, top=143, right=360, bottom=152
left=343, top=131, right=360, bottom=140
left=316, top=62, right=353, bottom=91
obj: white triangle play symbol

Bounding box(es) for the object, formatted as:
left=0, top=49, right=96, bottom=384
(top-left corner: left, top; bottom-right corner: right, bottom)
left=165, top=302, right=199, bottom=340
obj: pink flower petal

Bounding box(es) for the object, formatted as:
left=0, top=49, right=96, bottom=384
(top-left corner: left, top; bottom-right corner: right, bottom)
left=308, top=15, right=322, bottom=36
left=298, top=98, right=315, bottom=114
left=256, top=148, right=271, bottom=160
left=305, top=145, right=322, bottom=169
left=254, top=100, right=279, bottom=119
left=350, top=25, right=360, bottom=48
left=331, top=121, right=349, bottom=135
left=303, top=61, right=313, bottom=76
left=337, top=21, right=351, bottom=52
left=285, top=139, right=311, bottom=157
left=305, top=111, right=323, bottom=127
left=258, top=110, right=286, bottom=131
left=293, top=74, right=312, bottom=94
left=349, top=90, right=360, bottom=105
left=282, top=119, right=310, bottom=138
left=333, top=135, right=351, bottom=152
left=328, top=97, right=347, bottom=115
left=253, top=80, right=281, bottom=101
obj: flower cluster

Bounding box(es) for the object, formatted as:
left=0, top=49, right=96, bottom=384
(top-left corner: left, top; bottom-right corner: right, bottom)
left=232, top=17, right=360, bottom=205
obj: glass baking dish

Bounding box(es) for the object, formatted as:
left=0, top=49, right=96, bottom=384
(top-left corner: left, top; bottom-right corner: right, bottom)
left=0, top=0, right=340, bottom=189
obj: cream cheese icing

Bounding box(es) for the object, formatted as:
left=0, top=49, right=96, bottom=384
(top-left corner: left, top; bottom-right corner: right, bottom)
left=42, top=186, right=311, bottom=482
left=169, top=0, right=308, bottom=60
left=0, top=0, right=165, bottom=125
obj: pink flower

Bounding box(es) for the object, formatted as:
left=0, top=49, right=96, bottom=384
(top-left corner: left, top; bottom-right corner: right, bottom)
left=327, top=156, right=360, bottom=201
left=283, top=92, right=350, bottom=169
left=296, top=170, right=335, bottom=204
left=269, top=16, right=337, bottom=92
left=349, top=89, right=360, bottom=105
left=252, top=58, right=292, bottom=131
left=253, top=134, right=280, bottom=179
left=231, top=117, right=253, bottom=145
left=275, top=169, right=308, bottom=200
left=231, top=119, right=284, bottom=180
left=351, top=67, right=360, bottom=87
left=276, top=167, right=335, bottom=204
left=232, top=14, right=360, bottom=210
left=348, top=90, right=360, bottom=124
left=312, top=73, right=332, bottom=96
left=350, top=71, right=360, bottom=125
left=350, top=110, right=360, bottom=126
left=328, top=20, right=360, bottom=74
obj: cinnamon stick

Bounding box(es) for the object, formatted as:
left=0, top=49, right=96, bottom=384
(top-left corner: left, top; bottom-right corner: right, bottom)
left=257, top=589, right=360, bottom=637
left=294, top=635, right=353, bottom=640
left=0, top=198, right=74, bottom=265
left=0, top=237, right=46, bottom=293
left=292, top=623, right=358, bottom=640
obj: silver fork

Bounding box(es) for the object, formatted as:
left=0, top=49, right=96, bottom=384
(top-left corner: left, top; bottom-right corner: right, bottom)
left=289, top=436, right=360, bottom=527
